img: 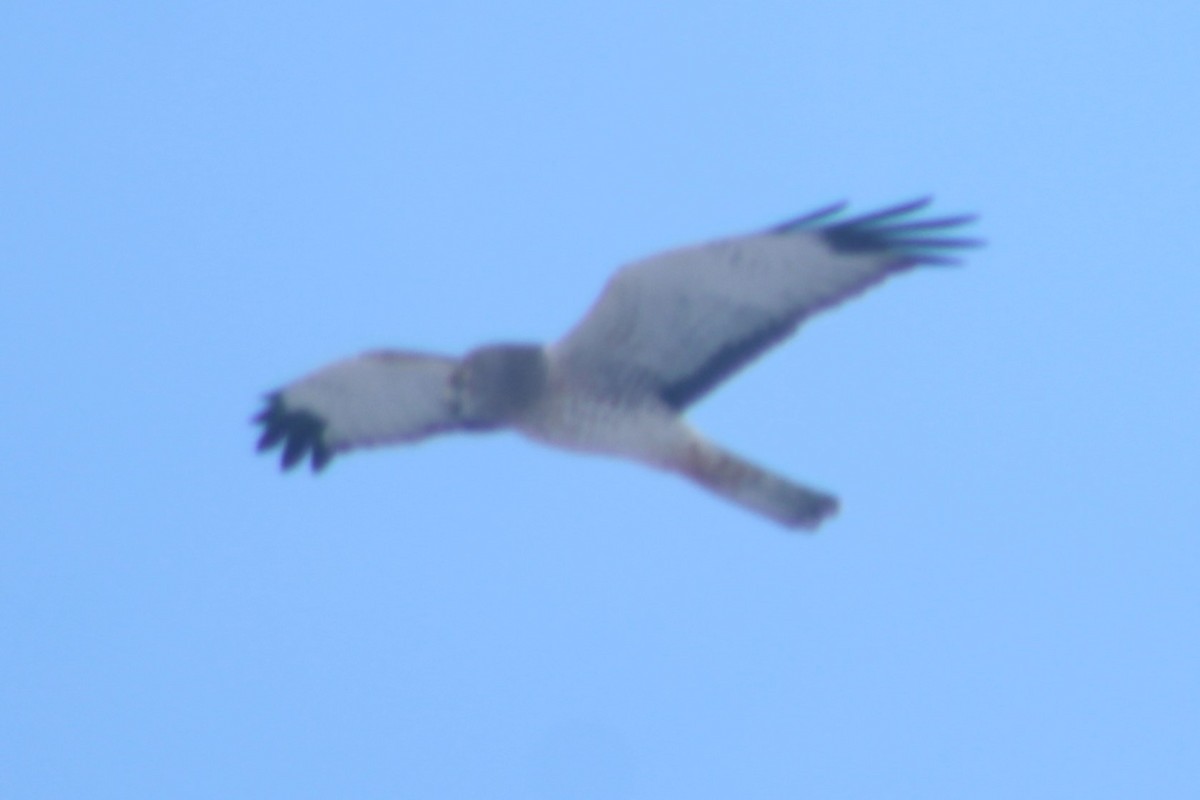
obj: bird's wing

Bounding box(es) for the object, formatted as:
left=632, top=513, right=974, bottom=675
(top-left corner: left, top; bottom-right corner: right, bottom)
left=253, top=350, right=461, bottom=471
left=551, top=198, right=980, bottom=410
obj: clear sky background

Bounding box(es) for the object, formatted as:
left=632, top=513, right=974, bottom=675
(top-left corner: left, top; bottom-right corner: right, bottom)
left=3, top=2, right=1197, bottom=797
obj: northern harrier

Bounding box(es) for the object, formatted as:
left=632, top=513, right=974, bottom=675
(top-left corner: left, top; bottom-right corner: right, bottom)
left=254, top=198, right=980, bottom=530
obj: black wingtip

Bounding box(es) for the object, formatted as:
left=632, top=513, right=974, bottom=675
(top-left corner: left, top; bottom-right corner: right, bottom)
left=776, top=196, right=983, bottom=266
left=252, top=393, right=334, bottom=472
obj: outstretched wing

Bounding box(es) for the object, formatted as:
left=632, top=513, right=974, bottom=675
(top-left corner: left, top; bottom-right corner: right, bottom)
left=552, top=198, right=980, bottom=410
left=254, top=350, right=460, bottom=471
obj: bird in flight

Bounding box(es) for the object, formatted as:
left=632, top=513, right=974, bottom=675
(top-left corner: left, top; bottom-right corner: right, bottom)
left=254, top=198, right=980, bottom=530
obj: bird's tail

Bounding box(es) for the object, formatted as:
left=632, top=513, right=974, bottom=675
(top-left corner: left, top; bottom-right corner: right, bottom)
left=676, top=438, right=839, bottom=530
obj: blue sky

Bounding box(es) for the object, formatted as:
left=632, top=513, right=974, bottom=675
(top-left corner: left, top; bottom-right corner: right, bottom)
left=3, top=1, right=1197, bottom=797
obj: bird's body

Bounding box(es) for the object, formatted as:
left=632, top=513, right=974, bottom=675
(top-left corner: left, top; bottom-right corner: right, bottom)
left=255, top=198, right=980, bottom=530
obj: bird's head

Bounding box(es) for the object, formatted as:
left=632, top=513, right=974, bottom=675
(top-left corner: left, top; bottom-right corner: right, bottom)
left=451, top=343, right=548, bottom=428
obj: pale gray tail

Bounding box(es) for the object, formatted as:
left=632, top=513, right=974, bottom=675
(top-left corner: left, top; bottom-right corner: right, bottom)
left=676, top=438, right=839, bottom=530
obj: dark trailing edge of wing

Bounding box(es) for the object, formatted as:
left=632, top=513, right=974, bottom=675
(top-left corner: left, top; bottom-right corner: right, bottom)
left=253, top=392, right=334, bottom=471
left=659, top=316, right=797, bottom=410
left=772, top=196, right=982, bottom=266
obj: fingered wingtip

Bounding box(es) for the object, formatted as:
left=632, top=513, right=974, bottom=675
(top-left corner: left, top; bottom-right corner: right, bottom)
left=252, top=392, right=335, bottom=472
left=801, top=197, right=982, bottom=263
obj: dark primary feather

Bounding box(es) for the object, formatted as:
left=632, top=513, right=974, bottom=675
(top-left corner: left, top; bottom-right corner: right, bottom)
left=254, top=393, right=334, bottom=471
left=769, top=201, right=848, bottom=231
